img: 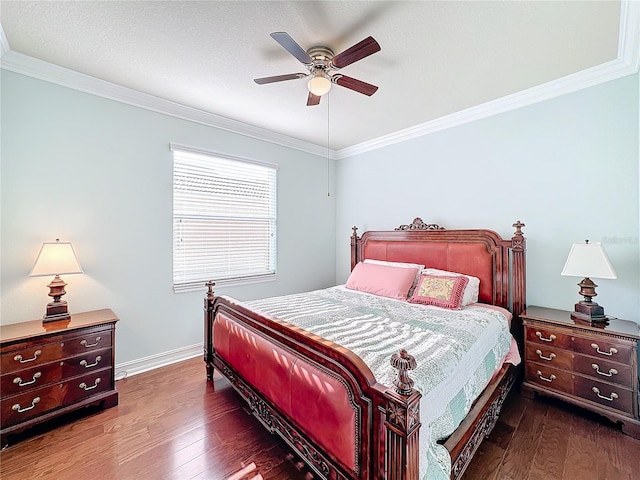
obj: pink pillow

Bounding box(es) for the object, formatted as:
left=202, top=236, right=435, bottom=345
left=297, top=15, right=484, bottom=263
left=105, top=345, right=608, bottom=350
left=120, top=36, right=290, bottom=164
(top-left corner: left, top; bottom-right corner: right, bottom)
left=345, top=262, right=419, bottom=300
left=408, top=274, right=469, bottom=309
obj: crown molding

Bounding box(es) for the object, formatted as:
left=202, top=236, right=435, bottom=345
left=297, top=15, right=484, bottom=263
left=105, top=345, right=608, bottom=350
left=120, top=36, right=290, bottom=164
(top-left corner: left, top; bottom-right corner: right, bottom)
left=336, top=59, right=635, bottom=159
left=0, top=23, right=9, bottom=57
left=1, top=0, right=637, bottom=161
left=0, top=50, right=330, bottom=158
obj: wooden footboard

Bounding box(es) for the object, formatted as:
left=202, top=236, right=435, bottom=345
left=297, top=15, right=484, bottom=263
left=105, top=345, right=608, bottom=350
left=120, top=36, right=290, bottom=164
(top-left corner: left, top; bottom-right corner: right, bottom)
left=205, top=283, right=422, bottom=480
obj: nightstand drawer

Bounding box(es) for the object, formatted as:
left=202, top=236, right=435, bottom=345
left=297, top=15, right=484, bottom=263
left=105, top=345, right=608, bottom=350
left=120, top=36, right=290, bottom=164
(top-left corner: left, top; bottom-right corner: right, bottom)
left=62, top=368, right=113, bottom=405
left=61, top=348, right=112, bottom=378
left=61, top=329, right=112, bottom=356
left=572, top=336, right=633, bottom=364
left=0, top=362, right=63, bottom=397
left=525, top=326, right=572, bottom=349
left=1, top=383, right=63, bottom=428
left=525, top=363, right=573, bottom=394
left=574, top=376, right=634, bottom=416
left=574, top=354, right=633, bottom=388
left=525, top=342, right=572, bottom=370
left=1, top=342, right=63, bottom=375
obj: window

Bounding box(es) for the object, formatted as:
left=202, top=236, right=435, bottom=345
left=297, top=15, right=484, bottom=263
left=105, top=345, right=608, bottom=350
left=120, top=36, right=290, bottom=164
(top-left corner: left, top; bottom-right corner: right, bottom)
left=171, top=144, right=277, bottom=292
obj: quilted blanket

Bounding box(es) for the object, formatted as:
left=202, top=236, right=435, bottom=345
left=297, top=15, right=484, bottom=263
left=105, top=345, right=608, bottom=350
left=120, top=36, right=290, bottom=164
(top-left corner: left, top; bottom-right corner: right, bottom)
left=246, top=286, right=513, bottom=480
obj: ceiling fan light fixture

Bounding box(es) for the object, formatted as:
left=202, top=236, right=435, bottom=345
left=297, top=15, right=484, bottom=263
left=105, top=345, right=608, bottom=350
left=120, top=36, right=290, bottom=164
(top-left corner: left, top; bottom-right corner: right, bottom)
left=307, top=71, right=332, bottom=96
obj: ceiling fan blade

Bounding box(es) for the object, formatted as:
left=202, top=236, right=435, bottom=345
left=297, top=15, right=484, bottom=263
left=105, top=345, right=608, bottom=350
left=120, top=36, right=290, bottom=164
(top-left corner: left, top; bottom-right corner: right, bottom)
left=334, top=75, right=378, bottom=96
left=330, top=36, right=381, bottom=69
left=307, top=92, right=321, bottom=106
left=254, top=73, right=306, bottom=85
left=270, top=32, right=313, bottom=65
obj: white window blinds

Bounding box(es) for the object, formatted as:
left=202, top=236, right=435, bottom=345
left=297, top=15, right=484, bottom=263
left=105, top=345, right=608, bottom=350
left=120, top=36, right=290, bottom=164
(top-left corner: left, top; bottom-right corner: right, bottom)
left=172, top=144, right=277, bottom=292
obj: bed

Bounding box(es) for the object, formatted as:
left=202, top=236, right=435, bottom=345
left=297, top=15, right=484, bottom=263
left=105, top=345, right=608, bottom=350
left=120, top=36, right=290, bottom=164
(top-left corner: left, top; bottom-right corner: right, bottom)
left=204, top=218, right=526, bottom=480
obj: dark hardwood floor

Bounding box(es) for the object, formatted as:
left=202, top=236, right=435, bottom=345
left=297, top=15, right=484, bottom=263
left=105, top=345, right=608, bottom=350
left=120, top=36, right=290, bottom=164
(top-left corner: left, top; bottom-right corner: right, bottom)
left=1, top=357, right=638, bottom=480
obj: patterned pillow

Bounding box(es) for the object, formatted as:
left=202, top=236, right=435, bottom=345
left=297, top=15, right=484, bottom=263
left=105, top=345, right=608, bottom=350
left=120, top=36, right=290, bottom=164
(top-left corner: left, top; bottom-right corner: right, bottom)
left=408, top=274, right=470, bottom=309
left=421, top=268, right=480, bottom=306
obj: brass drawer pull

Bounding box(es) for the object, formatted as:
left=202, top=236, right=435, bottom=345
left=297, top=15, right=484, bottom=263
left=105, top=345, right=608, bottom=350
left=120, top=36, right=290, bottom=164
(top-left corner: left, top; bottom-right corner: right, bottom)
left=80, top=356, right=102, bottom=368
left=592, top=386, right=618, bottom=402
left=79, top=378, right=101, bottom=391
left=13, top=372, right=42, bottom=387
left=591, top=363, right=618, bottom=377
left=12, top=397, right=40, bottom=413
left=535, top=349, right=556, bottom=361
left=536, top=370, right=556, bottom=382
left=14, top=350, right=42, bottom=363
left=590, top=343, right=617, bottom=356
left=535, top=332, right=556, bottom=342
left=80, top=336, right=102, bottom=348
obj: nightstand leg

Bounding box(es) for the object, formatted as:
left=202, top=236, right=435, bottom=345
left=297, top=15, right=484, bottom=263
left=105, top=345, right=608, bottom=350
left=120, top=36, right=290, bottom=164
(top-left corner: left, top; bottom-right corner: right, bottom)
left=621, top=419, right=640, bottom=440
left=520, top=383, right=536, bottom=399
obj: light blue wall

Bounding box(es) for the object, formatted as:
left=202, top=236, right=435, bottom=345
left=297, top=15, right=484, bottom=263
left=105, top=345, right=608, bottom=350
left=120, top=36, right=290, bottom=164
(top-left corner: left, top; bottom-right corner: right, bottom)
left=2, top=69, right=638, bottom=374
left=335, top=74, right=640, bottom=323
left=0, top=71, right=337, bottom=363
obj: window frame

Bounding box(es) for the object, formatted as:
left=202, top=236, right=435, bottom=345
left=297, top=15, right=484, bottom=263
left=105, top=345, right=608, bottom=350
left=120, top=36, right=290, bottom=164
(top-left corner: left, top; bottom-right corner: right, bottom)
left=171, top=143, right=278, bottom=293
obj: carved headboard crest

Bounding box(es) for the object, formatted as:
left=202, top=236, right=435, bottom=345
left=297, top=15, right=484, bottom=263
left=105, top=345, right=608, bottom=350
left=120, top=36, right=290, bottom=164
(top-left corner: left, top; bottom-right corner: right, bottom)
left=395, top=217, right=445, bottom=231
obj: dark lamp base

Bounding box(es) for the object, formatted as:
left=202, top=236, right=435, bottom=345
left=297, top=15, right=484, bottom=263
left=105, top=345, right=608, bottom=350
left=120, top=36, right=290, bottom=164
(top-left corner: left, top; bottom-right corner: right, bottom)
left=43, top=300, right=71, bottom=323
left=571, top=301, right=608, bottom=324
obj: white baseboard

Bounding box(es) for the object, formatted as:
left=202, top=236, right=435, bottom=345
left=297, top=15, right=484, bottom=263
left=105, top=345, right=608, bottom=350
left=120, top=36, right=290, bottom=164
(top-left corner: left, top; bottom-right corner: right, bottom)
left=115, top=343, right=202, bottom=380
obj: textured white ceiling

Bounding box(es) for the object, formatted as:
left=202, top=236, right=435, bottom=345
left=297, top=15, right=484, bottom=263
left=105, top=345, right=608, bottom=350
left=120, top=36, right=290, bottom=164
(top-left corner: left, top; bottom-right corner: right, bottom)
left=0, top=1, right=624, bottom=150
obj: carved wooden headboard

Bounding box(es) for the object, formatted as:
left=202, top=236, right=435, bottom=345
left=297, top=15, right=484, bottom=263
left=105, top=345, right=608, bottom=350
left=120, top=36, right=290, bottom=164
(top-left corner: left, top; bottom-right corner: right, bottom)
left=350, top=218, right=526, bottom=317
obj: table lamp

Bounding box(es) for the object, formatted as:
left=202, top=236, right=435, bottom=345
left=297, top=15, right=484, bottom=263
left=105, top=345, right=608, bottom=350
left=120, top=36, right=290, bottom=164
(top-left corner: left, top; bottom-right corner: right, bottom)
left=561, top=240, right=616, bottom=323
left=29, top=239, right=83, bottom=323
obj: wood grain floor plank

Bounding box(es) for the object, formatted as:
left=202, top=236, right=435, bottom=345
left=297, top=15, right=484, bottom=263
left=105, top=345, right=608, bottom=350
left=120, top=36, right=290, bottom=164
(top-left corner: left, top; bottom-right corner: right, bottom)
left=485, top=419, right=516, bottom=450
left=563, top=413, right=604, bottom=480
left=526, top=403, right=571, bottom=480
left=598, top=419, right=640, bottom=480
left=460, top=435, right=504, bottom=480
left=496, top=389, right=530, bottom=430
left=493, top=397, right=548, bottom=480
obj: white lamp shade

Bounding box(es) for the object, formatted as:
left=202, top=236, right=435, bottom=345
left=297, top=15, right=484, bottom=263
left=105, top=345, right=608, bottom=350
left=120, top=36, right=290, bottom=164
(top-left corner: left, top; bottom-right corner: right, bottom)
left=560, top=242, right=617, bottom=279
left=30, top=241, right=83, bottom=277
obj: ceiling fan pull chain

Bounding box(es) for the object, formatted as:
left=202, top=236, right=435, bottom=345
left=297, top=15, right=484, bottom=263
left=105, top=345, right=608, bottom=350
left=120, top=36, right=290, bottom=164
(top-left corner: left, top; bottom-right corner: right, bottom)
left=327, top=92, right=331, bottom=197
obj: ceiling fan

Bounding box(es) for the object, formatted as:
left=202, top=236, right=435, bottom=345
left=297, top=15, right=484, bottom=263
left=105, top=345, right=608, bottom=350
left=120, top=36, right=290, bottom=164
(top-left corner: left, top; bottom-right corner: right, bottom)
left=254, top=32, right=381, bottom=106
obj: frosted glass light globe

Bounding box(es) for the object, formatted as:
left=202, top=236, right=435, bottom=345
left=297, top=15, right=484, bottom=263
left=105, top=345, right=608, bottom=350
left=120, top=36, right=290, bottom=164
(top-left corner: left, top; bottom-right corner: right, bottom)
left=308, top=75, right=332, bottom=96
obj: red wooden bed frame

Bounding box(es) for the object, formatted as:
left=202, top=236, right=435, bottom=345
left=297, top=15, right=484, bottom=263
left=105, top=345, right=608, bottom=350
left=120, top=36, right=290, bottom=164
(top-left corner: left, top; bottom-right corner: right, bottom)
left=205, top=218, right=526, bottom=479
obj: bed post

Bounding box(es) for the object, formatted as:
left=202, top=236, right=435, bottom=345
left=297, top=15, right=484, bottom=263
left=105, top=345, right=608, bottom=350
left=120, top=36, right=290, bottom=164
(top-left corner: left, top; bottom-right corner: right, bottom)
left=204, top=281, right=215, bottom=381
left=510, top=221, right=526, bottom=345
left=351, top=226, right=359, bottom=270
left=384, top=350, right=421, bottom=480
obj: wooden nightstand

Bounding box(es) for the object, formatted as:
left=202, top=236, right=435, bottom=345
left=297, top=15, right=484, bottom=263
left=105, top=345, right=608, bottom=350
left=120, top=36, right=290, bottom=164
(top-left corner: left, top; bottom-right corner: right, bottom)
left=521, top=306, right=640, bottom=439
left=0, top=309, right=119, bottom=447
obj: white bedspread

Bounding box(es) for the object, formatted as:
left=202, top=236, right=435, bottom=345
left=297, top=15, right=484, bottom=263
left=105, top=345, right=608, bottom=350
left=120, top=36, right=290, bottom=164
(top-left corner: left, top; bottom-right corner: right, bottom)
left=246, top=286, right=513, bottom=480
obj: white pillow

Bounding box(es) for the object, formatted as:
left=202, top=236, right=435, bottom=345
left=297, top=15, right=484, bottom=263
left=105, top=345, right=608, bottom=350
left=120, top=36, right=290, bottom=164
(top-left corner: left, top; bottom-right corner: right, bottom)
left=364, top=259, right=425, bottom=271
left=421, top=268, right=480, bottom=306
